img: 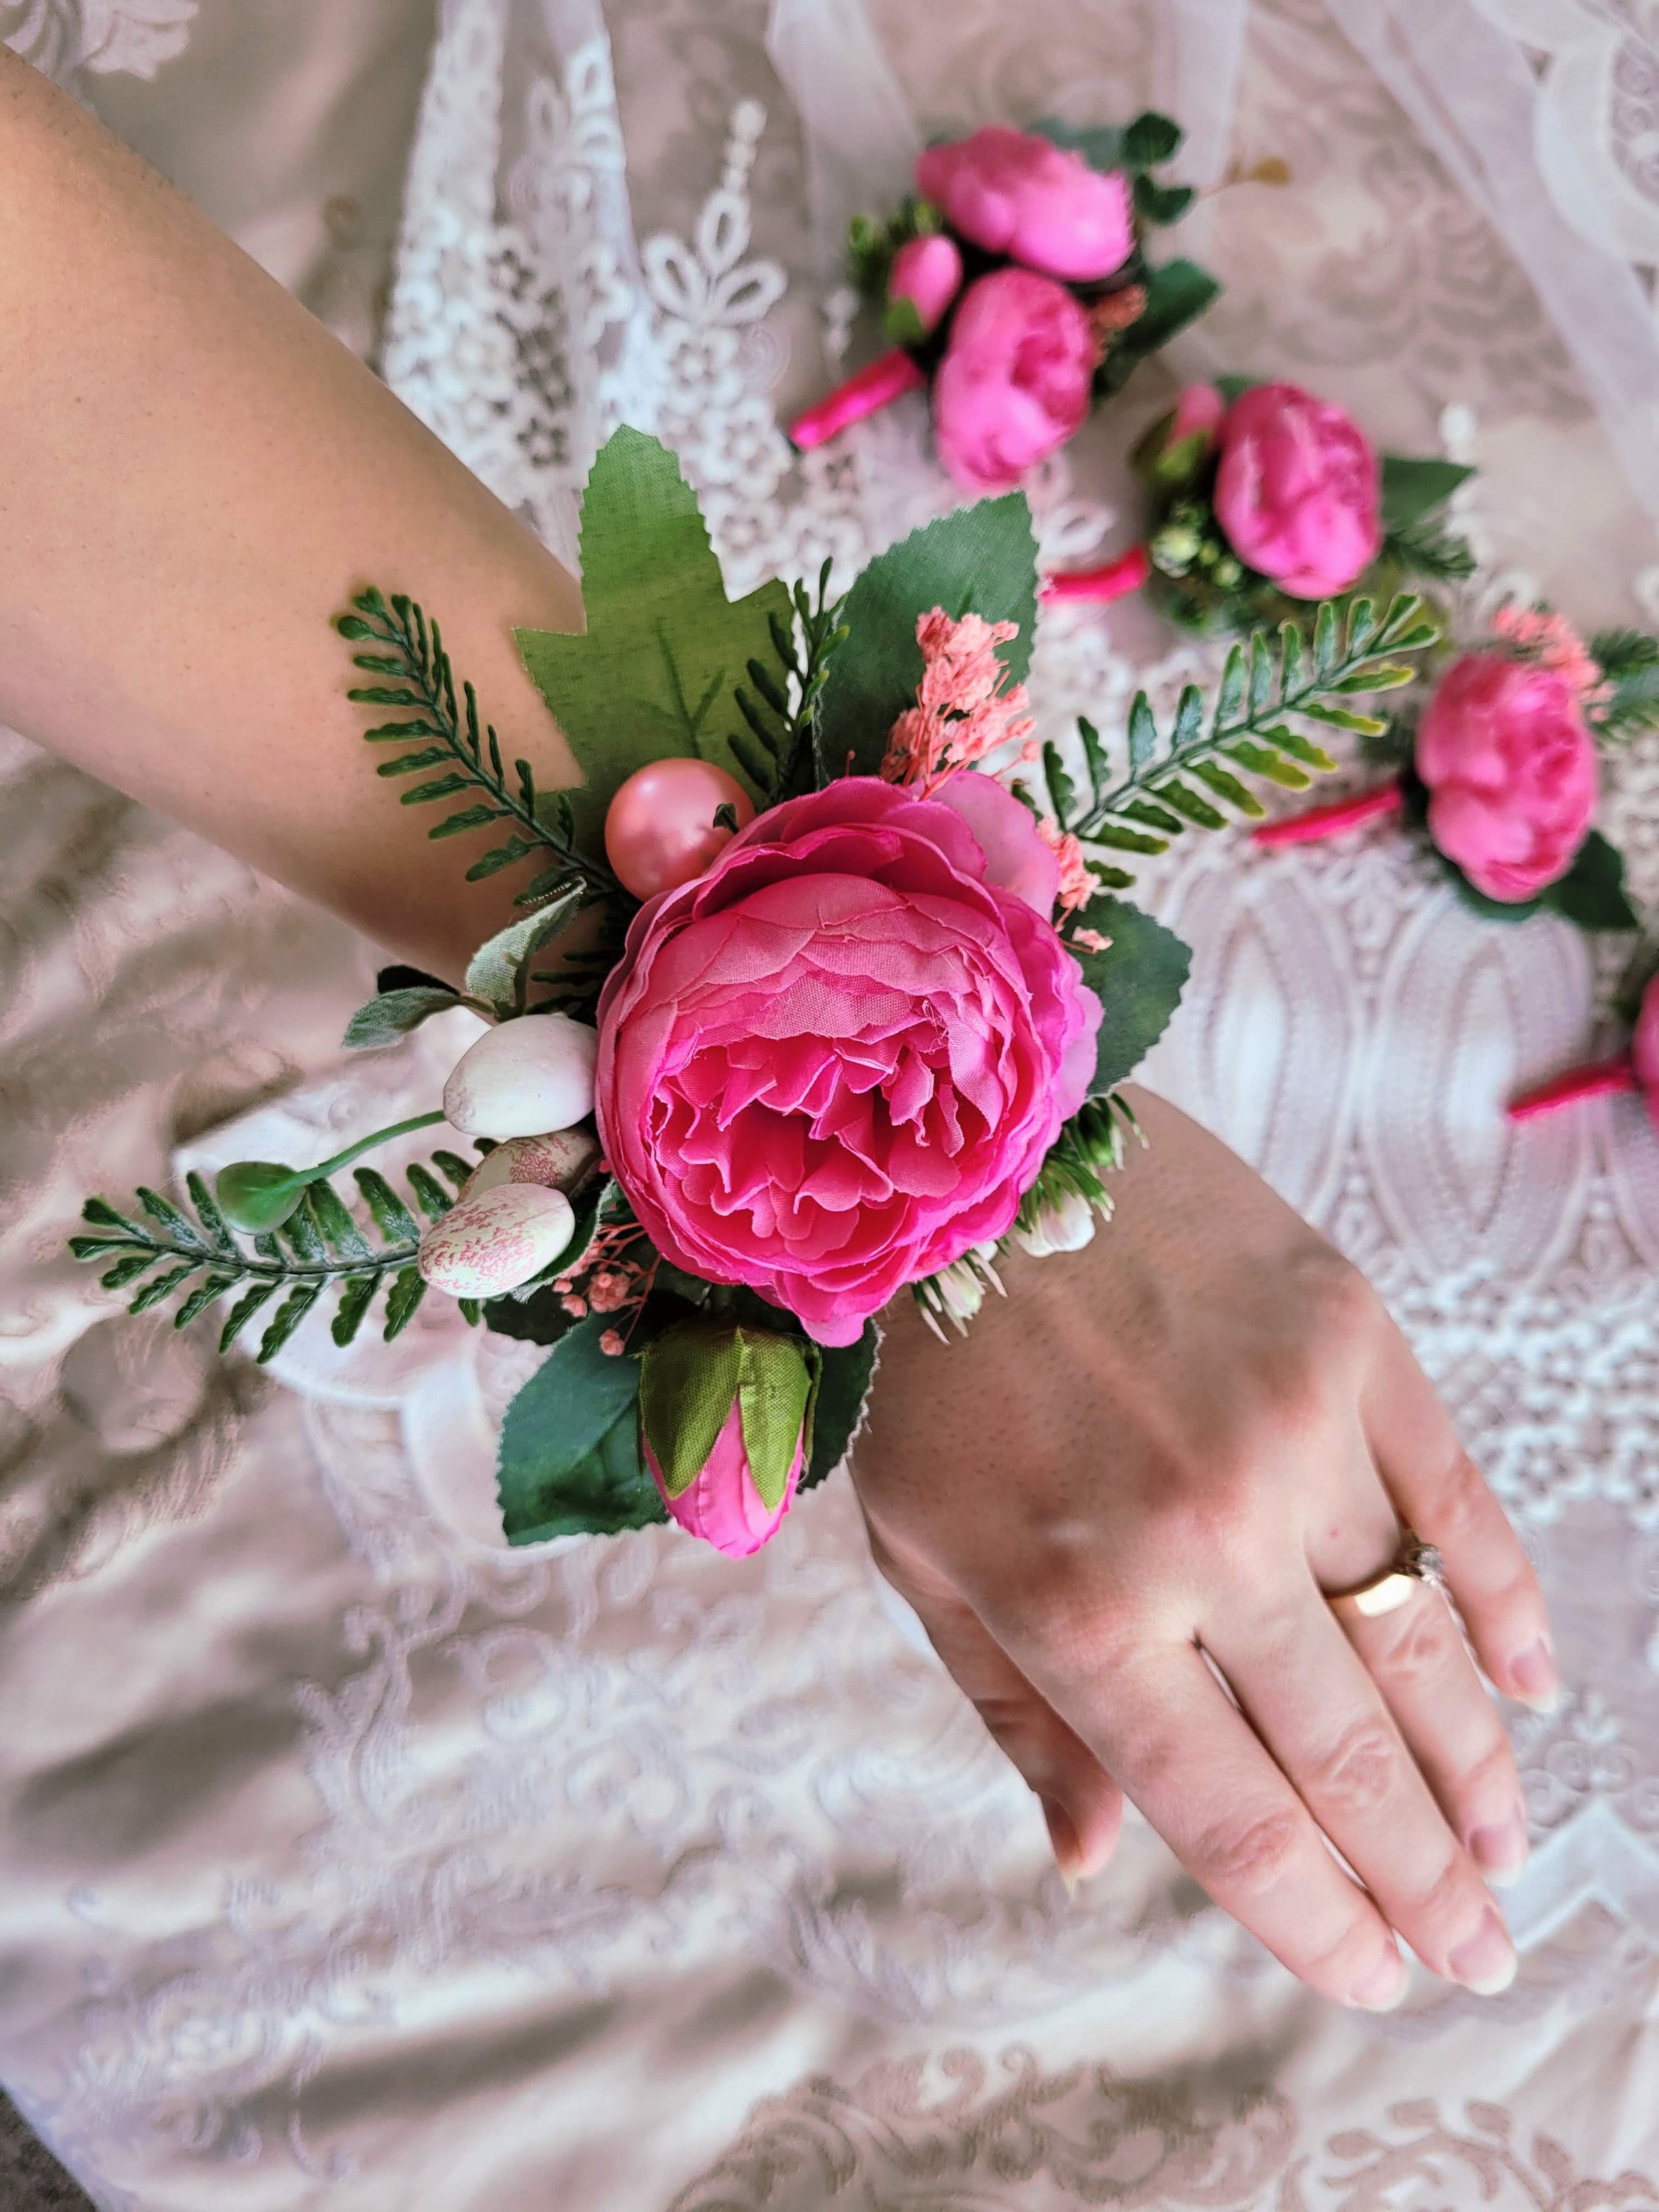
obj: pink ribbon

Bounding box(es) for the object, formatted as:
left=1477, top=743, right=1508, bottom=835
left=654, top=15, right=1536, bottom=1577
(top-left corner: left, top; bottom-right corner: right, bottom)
left=788, top=350, right=927, bottom=451
left=1039, top=544, right=1152, bottom=606
left=1506, top=1057, right=1638, bottom=1124
left=1251, top=778, right=1405, bottom=849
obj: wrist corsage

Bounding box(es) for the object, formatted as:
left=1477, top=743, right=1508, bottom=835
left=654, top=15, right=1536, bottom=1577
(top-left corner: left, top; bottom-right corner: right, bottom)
left=1250, top=601, right=1649, bottom=932
left=70, top=431, right=1444, bottom=1555
left=787, top=117, right=1220, bottom=495
left=1046, top=378, right=1474, bottom=625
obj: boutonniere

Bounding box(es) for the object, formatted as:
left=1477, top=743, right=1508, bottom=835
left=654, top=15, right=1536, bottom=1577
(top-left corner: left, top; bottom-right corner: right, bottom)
left=788, top=117, right=1219, bottom=494
left=69, top=434, right=1445, bottom=1557
left=1044, top=378, right=1473, bottom=622
left=1250, top=602, right=1649, bottom=934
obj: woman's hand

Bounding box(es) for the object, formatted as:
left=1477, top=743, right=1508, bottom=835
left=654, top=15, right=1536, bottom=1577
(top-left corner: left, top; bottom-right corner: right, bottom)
left=855, top=1085, right=1555, bottom=2009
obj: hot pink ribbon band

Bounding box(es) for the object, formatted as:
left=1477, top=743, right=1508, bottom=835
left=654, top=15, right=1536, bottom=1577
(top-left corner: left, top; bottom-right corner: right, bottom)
left=1039, top=544, right=1152, bottom=606
left=1506, top=1057, right=1638, bottom=1123
left=1251, top=778, right=1405, bottom=849
left=787, top=350, right=927, bottom=451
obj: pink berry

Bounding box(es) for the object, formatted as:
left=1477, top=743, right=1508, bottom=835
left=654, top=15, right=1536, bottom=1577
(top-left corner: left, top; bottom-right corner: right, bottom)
left=603, top=758, right=755, bottom=900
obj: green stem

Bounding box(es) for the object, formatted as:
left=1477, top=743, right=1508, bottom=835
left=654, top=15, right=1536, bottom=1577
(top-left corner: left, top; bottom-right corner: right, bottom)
left=305, top=1109, right=446, bottom=1183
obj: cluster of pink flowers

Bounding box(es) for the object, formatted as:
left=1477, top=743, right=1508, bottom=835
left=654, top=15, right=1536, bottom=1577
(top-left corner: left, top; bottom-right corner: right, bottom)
left=552, top=1209, right=658, bottom=1354
left=1036, top=814, right=1096, bottom=914
left=1489, top=602, right=1611, bottom=712
left=882, top=610, right=1037, bottom=793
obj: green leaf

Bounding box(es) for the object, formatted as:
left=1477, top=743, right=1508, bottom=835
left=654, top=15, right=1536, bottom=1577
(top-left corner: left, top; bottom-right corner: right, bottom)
left=355, top=1167, right=419, bottom=1244
left=1150, top=779, right=1227, bottom=828
left=405, top=1164, right=453, bottom=1223
left=1296, top=701, right=1389, bottom=737
left=1068, top=895, right=1192, bottom=1093
left=736, top=1332, right=818, bottom=1512
left=128, top=1262, right=200, bottom=1314
left=1086, top=822, right=1169, bottom=855
left=1538, top=830, right=1641, bottom=933
left=333, top=1273, right=380, bottom=1346
left=185, top=1170, right=237, bottom=1254
left=99, top=1251, right=158, bottom=1292
left=304, top=1181, right=372, bottom=1263
left=1133, top=175, right=1194, bottom=226
left=1042, top=741, right=1077, bottom=827
left=136, top=1187, right=204, bottom=1248
left=463, top=887, right=585, bottom=1015
left=1077, top=716, right=1108, bottom=803
left=175, top=1273, right=237, bottom=1329
left=1189, top=759, right=1265, bottom=816
left=342, top=985, right=459, bottom=1050
left=1127, top=693, right=1158, bottom=771
left=258, top=1284, right=322, bottom=1362
left=1253, top=723, right=1338, bottom=771
left=1120, top=109, right=1183, bottom=167
left=382, top=1266, right=426, bottom=1339
left=1380, top=455, right=1473, bottom=531
left=219, top=1281, right=278, bottom=1352
left=817, top=494, right=1040, bottom=778
left=1120, top=259, right=1220, bottom=356
left=497, top=1317, right=666, bottom=1543
left=802, top=1321, right=879, bottom=1492
left=516, top=428, right=793, bottom=838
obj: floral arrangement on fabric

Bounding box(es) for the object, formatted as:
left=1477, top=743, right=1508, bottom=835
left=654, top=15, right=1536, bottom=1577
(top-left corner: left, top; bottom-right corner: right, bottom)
left=68, top=431, right=1445, bottom=1556
left=1248, top=600, right=1654, bottom=931
left=1043, top=378, right=1477, bottom=626
left=787, top=118, right=1220, bottom=495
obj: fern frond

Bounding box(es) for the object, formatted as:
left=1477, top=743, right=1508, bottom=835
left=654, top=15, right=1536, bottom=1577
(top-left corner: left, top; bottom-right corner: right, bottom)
left=67, top=1152, right=482, bottom=1360
left=336, top=587, right=618, bottom=898
left=1062, top=592, right=1441, bottom=869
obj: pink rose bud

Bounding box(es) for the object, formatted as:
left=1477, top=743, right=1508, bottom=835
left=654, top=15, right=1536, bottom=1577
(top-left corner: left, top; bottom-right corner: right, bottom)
left=931, top=268, right=1097, bottom=495
left=916, top=126, right=1134, bottom=282
left=1168, top=382, right=1225, bottom=451
left=886, top=233, right=963, bottom=341
left=1416, top=652, right=1599, bottom=903
left=417, top=1183, right=577, bottom=1298
left=1212, top=381, right=1382, bottom=600
left=639, top=1324, right=817, bottom=1557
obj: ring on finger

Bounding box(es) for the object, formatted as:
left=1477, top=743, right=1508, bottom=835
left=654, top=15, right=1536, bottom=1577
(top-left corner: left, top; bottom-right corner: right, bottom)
left=1326, top=1528, right=1445, bottom=1622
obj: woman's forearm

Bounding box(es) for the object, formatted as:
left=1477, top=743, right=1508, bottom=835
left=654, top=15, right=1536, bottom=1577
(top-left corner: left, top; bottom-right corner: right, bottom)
left=0, top=48, right=584, bottom=982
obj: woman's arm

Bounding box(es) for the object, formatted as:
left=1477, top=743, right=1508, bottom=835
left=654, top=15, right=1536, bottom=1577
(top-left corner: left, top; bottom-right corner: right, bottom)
left=0, top=44, right=582, bottom=981
left=1, top=52, right=1553, bottom=2003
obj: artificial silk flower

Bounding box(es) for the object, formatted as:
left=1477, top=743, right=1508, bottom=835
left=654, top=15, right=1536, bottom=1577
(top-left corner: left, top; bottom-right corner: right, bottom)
left=789, top=116, right=1217, bottom=495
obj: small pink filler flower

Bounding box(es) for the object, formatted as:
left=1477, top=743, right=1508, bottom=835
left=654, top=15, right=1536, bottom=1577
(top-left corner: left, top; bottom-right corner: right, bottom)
left=916, top=125, right=1135, bottom=283
left=1213, top=382, right=1382, bottom=600
left=1416, top=652, right=1599, bottom=902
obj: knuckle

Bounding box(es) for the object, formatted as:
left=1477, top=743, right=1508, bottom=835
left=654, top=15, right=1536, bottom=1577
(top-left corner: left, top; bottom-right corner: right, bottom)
left=990, top=1556, right=1143, bottom=1680
left=1190, top=1804, right=1303, bottom=1899
left=1378, top=1596, right=1458, bottom=1687
left=1403, top=1848, right=1474, bottom=1930
left=1433, top=1450, right=1496, bottom=1544
left=1456, top=1728, right=1518, bottom=1804
left=1307, top=1717, right=1402, bottom=1818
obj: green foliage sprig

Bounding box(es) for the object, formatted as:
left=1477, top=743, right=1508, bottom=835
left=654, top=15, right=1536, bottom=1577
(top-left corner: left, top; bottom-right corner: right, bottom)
left=69, top=1150, right=483, bottom=1362
left=1030, top=593, right=1437, bottom=883
left=1591, top=628, right=1659, bottom=740
left=335, top=586, right=616, bottom=905
left=728, top=559, right=849, bottom=800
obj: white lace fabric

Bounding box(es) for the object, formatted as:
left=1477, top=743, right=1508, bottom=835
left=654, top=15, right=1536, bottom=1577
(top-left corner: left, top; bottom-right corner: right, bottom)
left=4, top=0, right=1659, bottom=2204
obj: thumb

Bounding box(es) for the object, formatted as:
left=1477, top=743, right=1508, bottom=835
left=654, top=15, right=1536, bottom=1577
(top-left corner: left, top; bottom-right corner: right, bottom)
left=865, top=1524, right=1124, bottom=1887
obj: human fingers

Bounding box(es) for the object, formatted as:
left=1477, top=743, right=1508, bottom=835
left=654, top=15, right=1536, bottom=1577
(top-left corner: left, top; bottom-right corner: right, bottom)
left=864, top=1528, right=1124, bottom=1884
left=1336, top=1574, right=1529, bottom=1888
left=1363, top=1320, right=1557, bottom=1713
left=1001, top=1624, right=1410, bottom=2008
left=1206, top=1573, right=1518, bottom=1994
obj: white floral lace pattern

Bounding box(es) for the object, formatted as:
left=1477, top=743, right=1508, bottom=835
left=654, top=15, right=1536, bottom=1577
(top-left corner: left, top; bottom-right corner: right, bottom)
left=1, top=0, right=197, bottom=82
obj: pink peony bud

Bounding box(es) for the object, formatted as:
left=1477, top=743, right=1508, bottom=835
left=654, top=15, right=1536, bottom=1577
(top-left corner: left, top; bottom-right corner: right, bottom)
left=916, top=126, right=1134, bottom=283
left=931, top=267, right=1097, bottom=494
left=1416, top=653, right=1599, bottom=903
left=1212, top=382, right=1382, bottom=600
left=639, top=1324, right=817, bottom=1557
left=887, top=233, right=964, bottom=341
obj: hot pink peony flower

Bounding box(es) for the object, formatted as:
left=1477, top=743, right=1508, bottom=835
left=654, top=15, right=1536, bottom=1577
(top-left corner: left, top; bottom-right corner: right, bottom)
left=594, top=778, right=1100, bottom=1346
left=1213, top=382, right=1382, bottom=599
left=1416, top=652, right=1599, bottom=902
left=916, top=126, right=1134, bottom=282
left=644, top=1397, right=804, bottom=1555
left=931, top=268, right=1097, bottom=494
left=888, top=233, right=964, bottom=338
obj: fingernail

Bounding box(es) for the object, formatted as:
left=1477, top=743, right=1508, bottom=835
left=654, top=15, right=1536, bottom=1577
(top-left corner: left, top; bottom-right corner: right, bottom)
left=1040, top=1795, right=1082, bottom=1895
left=1349, top=1945, right=1409, bottom=2011
left=1468, top=1804, right=1529, bottom=1888
left=1448, top=1906, right=1517, bottom=1995
left=1509, top=1637, right=1560, bottom=1714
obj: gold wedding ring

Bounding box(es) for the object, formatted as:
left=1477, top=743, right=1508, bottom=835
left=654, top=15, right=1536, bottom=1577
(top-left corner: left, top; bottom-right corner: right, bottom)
left=1328, top=1530, right=1444, bottom=1622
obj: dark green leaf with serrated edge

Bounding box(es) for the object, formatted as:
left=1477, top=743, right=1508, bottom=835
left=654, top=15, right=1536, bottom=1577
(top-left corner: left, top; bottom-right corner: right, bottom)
left=220, top=1281, right=279, bottom=1352
left=1538, top=830, right=1641, bottom=933
left=406, top=1164, right=453, bottom=1222
left=1214, top=645, right=1246, bottom=725
left=1171, top=686, right=1203, bottom=748
left=355, top=1168, right=418, bottom=1243
left=1253, top=724, right=1338, bottom=771
left=136, top=1187, right=205, bottom=1248
left=1150, top=779, right=1226, bottom=829
left=802, top=1321, right=880, bottom=1492
left=818, top=493, right=1039, bottom=778
left=343, top=986, right=459, bottom=1050
left=1279, top=624, right=1304, bottom=698
left=100, top=1253, right=155, bottom=1291
left=175, top=1273, right=237, bottom=1329
left=1068, top=895, right=1192, bottom=1094
left=1127, top=694, right=1158, bottom=771
left=259, top=1284, right=322, bottom=1362
left=1297, top=701, right=1388, bottom=736
left=1121, top=108, right=1183, bottom=166
left=1313, top=602, right=1338, bottom=675
left=1043, top=742, right=1077, bottom=827
left=333, top=1273, right=380, bottom=1346
left=1133, top=176, right=1194, bottom=226
left=463, top=888, right=584, bottom=1014
left=129, top=1263, right=199, bottom=1314
left=278, top=1204, right=326, bottom=1266
left=1345, top=599, right=1377, bottom=656
left=383, top=1267, right=426, bottom=1340
left=1248, top=633, right=1274, bottom=717
left=431, top=1150, right=476, bottom=1193
left=1190, top=759, right=1265, bottom=815
left=517, top=429, right=792, bottom=835
left=428, top=804, right=502, bottom=839
left=80, top=1196, right=135, bottom=1231
left=497, top=1315, right=665, bottom=1543
left=186, top=1171, right=237, bottom=1253
left=1120, top=799, right=1186, bottom=835
left=1380, top=456, right=1473, bottom=531
left=305, top=1181, right=372, bottom=1262
left=1087, top=823, right=1169, bottom=855
left=1078, top=717, right=1107, bottom=801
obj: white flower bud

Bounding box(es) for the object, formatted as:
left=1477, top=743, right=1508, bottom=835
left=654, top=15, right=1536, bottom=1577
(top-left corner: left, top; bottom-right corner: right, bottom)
left=1013, top=1188, right=1097, bottom=1259
left=442, top=1014, right=597, bottom=1141
left=462, top=1128, right=602, bottom=1199
left=418, top=1183, right=576, bottom=1298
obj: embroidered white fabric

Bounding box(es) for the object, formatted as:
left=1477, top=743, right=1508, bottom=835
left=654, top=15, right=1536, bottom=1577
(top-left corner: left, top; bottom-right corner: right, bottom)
left=5, top=0, right=1659, bottom=2204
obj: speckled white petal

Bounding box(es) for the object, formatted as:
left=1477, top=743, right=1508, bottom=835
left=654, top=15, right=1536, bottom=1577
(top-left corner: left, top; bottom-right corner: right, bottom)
left=442, top=1015, right=598, bottom=1140
left=417, top=1183, right=576, bottom=1297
